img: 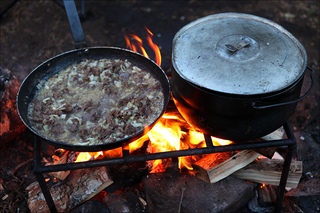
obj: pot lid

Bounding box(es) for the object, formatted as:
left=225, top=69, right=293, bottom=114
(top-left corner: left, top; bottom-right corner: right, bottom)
left=172, top=13, right=307, bottom=95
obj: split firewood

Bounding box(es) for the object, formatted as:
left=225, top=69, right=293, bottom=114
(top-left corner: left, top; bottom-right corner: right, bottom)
left=42, top=150, right=83, bottom=181
left=232, top=158, right=302, bottom=188
left=44, top=150, right=70, bottom=181
left=261, top=128, right=284, bottom=141
left=26, top=166, right=113, bottom=213
left=253, top=147, right=277, bottom=159
left=192, top=150, right=260, bottom=183
left=254, top=128, right=285, bottom=158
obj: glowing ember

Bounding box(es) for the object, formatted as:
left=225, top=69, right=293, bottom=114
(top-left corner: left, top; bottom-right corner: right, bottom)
left=124, top=27, right=162, bottom=66
left=260, top=183, right=266, bottom=188
left=102, top=147, right=123, bottom=159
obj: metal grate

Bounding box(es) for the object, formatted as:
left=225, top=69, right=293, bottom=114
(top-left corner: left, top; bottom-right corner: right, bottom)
left=32, top=122, right=296, bottom=213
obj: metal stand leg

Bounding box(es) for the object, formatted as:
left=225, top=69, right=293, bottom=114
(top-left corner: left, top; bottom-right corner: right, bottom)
left=273, top=144, right=294, bottom=213
left=34, top=173, right=58, bottom=213
left=273, top=123, right=296, bottom=213
left=33, top=137, right=58, bottom=213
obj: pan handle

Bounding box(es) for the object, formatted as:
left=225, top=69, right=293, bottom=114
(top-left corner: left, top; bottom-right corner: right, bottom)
left=63, top=0, right=87, bottom=49
left=252, top=66, right=314, bottom=109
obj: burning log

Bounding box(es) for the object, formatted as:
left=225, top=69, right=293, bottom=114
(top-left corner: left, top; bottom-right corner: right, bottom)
left=26, top=167, right=113, bottom=213
left=191, top=128, right=285, bottom=183
left=192, top=150, right=261, bottom=183
left=232, top=158, right=302, bottom=188
left=0, top=67, right=25, bottom=146
left=45, top=150, right=71, bottom=181
left=254, top=147, right=277, bottom=159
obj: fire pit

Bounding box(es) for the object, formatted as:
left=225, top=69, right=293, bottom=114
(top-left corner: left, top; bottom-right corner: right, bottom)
left=29, top=100, right=298, bottom=212
left=1, top=1, right=318, bottom=213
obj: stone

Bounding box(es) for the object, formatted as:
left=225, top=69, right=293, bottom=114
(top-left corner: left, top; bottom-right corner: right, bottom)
left=143, top=166, right=255, bottom=212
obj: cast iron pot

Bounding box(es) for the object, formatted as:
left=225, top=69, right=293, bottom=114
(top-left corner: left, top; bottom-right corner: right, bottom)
left=17, top=0, right=170, bottom=151
left=171, top=13, right=313, bottom=141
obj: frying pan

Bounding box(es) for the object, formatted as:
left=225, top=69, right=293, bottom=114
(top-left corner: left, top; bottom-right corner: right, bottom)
left=17, top=0, right=170, bottom=151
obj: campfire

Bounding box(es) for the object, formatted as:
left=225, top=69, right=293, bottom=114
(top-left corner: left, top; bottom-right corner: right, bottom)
left=124, top=27, right=161, bottom=66
left=23, top=27, right=303, bottom=213
left=27, top=112, right=302, bottom=212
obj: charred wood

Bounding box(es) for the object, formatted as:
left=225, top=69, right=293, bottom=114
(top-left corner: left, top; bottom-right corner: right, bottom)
left=26, top=167, right=113, bottom=212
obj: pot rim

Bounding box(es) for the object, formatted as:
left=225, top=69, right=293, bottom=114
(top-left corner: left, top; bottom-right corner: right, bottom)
left=172, top=12, right=308, bottom=95
left=173, top=66, right=306, bottom=100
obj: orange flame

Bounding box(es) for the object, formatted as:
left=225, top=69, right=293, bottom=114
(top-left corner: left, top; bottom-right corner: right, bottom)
left=74, top=148, right=123, bottom=163
left=124, top=27, right=161, bottom=66
left=147, top=114, right=183, bottom=173
left=260, top=183, right=266, bottom=188
left=211, top=137, right=232, bottom=146
left=75, top=151, right=103, bottom=163
left=128, top=112, right=232, bottom=173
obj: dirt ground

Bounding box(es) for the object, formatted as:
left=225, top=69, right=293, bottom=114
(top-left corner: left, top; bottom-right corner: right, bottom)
left=0, top=0, right=319, bottom=212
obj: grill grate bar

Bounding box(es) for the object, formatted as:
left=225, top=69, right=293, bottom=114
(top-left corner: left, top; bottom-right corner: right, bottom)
left=33, top=122, right=296, bottom=213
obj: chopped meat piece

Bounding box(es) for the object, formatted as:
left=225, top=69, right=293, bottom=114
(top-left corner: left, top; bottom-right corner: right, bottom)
left=62, top=102, right=73, bottom=113
left=82, top=100, right=93, bottom=111
left=68, top=123, right=78, bottom=133
left=124, top=124, right=138, bottom=135
left=32, top=100, right=43, bottom=111
left=51, top=125, right=63, bottom=135
left=91, top=67, right=100, bottom=76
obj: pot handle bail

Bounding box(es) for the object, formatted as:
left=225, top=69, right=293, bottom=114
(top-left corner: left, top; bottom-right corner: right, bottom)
left=252, top=66, right=314, bottom=109
left=63, top=0, right=87, bottom=49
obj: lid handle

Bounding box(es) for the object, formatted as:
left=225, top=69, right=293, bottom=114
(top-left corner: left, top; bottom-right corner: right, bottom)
left=225, top=40, right=250, bottom=53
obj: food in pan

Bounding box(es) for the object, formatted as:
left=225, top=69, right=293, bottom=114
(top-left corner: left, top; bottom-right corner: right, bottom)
left=27, top=58, right=164, bottom=145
